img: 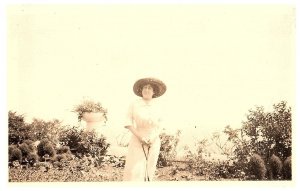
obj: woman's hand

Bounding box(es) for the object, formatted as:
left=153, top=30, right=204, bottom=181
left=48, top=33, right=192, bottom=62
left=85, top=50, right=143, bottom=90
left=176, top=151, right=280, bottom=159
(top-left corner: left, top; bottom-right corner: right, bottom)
left=140, top=137, right=151, bottom=147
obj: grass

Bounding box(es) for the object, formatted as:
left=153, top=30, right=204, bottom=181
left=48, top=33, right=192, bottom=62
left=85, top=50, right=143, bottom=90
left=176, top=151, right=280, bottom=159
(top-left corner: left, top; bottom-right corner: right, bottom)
left=8, top=161, right=208, bottom=182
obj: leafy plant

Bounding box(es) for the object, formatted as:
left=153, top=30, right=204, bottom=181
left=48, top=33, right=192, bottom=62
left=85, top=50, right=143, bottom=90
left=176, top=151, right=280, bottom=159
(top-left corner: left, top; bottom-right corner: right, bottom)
left=37, top=138, right=56, bottom=158
left=282, top=156, right=291, bottom=180
left=58, top=126, right=110, bottom=158
left=248, top=153, right=267, bottom=180
left=73, top=99, right=108, bottom=122
left=223, top=101, right=292, bottom=180
left=268, top=154, right=282, bottom=180
left=27, top=153, right=39, bottom=165
left=157, top=130, right=181, bottom=167
left=8, top=111, right=33, bottom=144
left=9, top=146, right=22, bottom=163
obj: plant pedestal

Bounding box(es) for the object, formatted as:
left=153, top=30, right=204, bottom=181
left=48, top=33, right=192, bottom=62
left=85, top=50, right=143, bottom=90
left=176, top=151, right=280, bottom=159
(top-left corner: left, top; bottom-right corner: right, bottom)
left=82, top=112, right=105, bottom=131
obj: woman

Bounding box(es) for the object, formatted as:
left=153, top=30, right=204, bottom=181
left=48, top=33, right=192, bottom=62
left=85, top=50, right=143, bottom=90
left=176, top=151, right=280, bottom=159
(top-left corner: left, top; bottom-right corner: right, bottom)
left=123, top=77, right=167, bottom=181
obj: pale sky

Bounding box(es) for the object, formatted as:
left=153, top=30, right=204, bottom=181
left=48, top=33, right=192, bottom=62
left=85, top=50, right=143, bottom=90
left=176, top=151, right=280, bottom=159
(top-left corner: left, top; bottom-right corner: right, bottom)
left=6, top=4, right=296, bottom=150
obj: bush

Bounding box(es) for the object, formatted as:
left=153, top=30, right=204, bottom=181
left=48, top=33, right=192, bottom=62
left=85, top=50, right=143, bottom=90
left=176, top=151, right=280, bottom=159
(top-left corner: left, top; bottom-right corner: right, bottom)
left=248, top=153, right=267, bottom=180
left=8, top=111, right=33, bottom=144
left=9, top=147, right=22, bottom=162
left=56, top=146, right=71, bottom=155
left=282, top=156, right=292, bottom=180
left=19, top=143, right=32, bottom=158
left=8, top=145, right=17, bottom=155
left=37, top=139, right=56, bottom=158
left=27, top=152, right=39, bottom=165
left=59, top=126, right=110, bottom=158
left=22, top=139, right=36, bottom=152
left=76, top=132, right=110, bottom=157
left=268, top=154, right=282, bottom=180
left=157, top=130, right=181, bottom=167
left=55, top=154, right=67, bottom=162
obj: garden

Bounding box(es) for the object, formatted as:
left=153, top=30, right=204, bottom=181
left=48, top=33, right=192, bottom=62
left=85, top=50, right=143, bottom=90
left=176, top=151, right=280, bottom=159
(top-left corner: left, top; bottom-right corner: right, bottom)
left=8, top=101, right=292, bottom=182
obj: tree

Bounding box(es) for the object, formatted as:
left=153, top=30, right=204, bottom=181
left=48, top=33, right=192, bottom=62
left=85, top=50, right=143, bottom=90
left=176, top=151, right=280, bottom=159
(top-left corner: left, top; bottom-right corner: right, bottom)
left=30, top=118, right=62, bottom=144
left=223, top=101, right=292, bottom=179
left=242, top=101, right=291, bottom=160
left=8, top=111, right=33, bottom=144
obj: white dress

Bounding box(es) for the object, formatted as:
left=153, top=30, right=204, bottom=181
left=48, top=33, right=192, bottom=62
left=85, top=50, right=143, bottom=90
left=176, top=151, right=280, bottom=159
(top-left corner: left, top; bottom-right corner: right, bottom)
left=123, top=98, right=162, bottom=181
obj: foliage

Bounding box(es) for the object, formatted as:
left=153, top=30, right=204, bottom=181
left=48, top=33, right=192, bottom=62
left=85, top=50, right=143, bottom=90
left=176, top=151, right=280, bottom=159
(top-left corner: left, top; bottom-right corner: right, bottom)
left=248, top=154, right=267, bottom=180
left=268, top=154, right=282, bottom=180
left=282, top=156, right=292, bottom=180
left=27, top=153, right=39, bottom=165
left=242, top=101, right=291, bottom=159
left=157, top=130, right=181, bottom=167
left=9, top=111, right=63, bottom=147
left=184, top=137, right=240, bottom=180
left=22, top=140, right=36, bottom=151
left=73, top=99, right=108, bottom=122
left=9, top=157, right=124, bottom=182
left=37, top=138, right=56, bottom=158
left=8, top=111, right=33, bottom=144
left=9, top=141, right=37, bottom=166
left=223, top=101, right=292, bottom=179
left=56, top=146, right=72, bottom=155
left=9, top=146, right=22, bottom=162
left=30, top=118, right=63, bottom=144
left=58, top=126, right=110, bottom=158
left=211, top=131, right=234, bottom=156
left=19, top=142, right=35, bottom=158
left=55, top=154, right=67, bottom=162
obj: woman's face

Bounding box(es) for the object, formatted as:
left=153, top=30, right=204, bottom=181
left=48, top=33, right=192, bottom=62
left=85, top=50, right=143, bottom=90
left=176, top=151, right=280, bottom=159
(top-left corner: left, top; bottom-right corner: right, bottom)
left=142, top=84, right=154, bottom=100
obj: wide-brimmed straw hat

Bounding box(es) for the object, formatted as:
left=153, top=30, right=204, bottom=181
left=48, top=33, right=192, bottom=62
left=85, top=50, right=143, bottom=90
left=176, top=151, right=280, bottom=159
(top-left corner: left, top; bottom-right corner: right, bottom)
left=133, top=77, right=167, bottom=98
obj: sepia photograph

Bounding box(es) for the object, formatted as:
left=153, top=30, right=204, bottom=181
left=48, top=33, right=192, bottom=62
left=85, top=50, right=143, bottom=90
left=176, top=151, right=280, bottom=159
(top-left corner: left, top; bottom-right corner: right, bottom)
left=2, top=0, right=298, bottom=190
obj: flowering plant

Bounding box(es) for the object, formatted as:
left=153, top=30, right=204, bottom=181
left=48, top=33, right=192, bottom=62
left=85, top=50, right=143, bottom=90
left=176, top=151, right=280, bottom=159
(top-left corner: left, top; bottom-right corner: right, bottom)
left=73, top=99, right=108, bottom=122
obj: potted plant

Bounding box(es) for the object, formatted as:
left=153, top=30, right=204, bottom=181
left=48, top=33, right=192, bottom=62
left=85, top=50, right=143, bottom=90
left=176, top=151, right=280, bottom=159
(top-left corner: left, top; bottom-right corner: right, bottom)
left=73, top=99, right=108, bottom=126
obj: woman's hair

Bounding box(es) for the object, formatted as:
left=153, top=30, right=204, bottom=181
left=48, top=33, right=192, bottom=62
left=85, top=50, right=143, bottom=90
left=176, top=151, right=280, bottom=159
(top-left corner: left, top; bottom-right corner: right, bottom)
left=140, top=83, right=158, bottom=96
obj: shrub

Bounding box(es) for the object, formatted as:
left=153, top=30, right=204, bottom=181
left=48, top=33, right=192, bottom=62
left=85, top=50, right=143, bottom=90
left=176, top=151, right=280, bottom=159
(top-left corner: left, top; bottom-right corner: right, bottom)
left=37, top=139, right=56, bottom=158
left=55, top=154, right=67, bottom=162
left=282, top=156, right=292, bottom=180
left=19, top=143, right=32, bottom=158
left=157, top=130, right=181, bottom=167
left=76, top=132, right=110, bottom=157
left=22, top=139, right=36, bottom=152
left=56, top=146, right=71, bottom=155
left=268, top=154, right=282, bottom=180
left=8, top=111, right=33, bottom=144
left=59, top=126, right=110, bottom=158
left=8, top=145, right=17, bottom=155
left=9, top=147, right=22, bottom=162
left=248, top=153, right=267, bottom=180
left=27, top=152, right=39, bottom=165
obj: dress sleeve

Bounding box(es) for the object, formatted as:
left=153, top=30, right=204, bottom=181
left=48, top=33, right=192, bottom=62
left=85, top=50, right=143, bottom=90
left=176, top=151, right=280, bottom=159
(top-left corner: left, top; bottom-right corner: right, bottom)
left=124, top=102, right=134, bottom=127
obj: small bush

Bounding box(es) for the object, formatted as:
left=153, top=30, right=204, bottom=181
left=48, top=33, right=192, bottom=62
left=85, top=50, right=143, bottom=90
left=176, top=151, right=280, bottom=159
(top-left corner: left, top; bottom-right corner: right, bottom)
left=56, top=146, right=71, bottom=154
left=19, top=143, right=32, bottom=157
left=55, top=154, right=67, bottom=162
left=22, top=139, right=36, bottom=151
left=269, top=154, right=282, bottom=180
left=8, top=145, right=17, bottom=155
left=282, top=156, right=292, bottom=180
left=248, top=153, right=267, bottom=180
left=59, top=127, right=110, bottom=158
left=27, top=152, right=39, bottom=165
left=9, top=147, right=22, bottom=162
left=158, top=130, right=181, bottom=167
left=37, top=139, right=56, bottom=158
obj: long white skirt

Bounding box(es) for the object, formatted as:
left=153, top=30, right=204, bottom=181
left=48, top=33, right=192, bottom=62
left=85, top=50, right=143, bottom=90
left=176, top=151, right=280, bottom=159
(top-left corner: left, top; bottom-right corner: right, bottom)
left=123, top=135, right=161, bottom=181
